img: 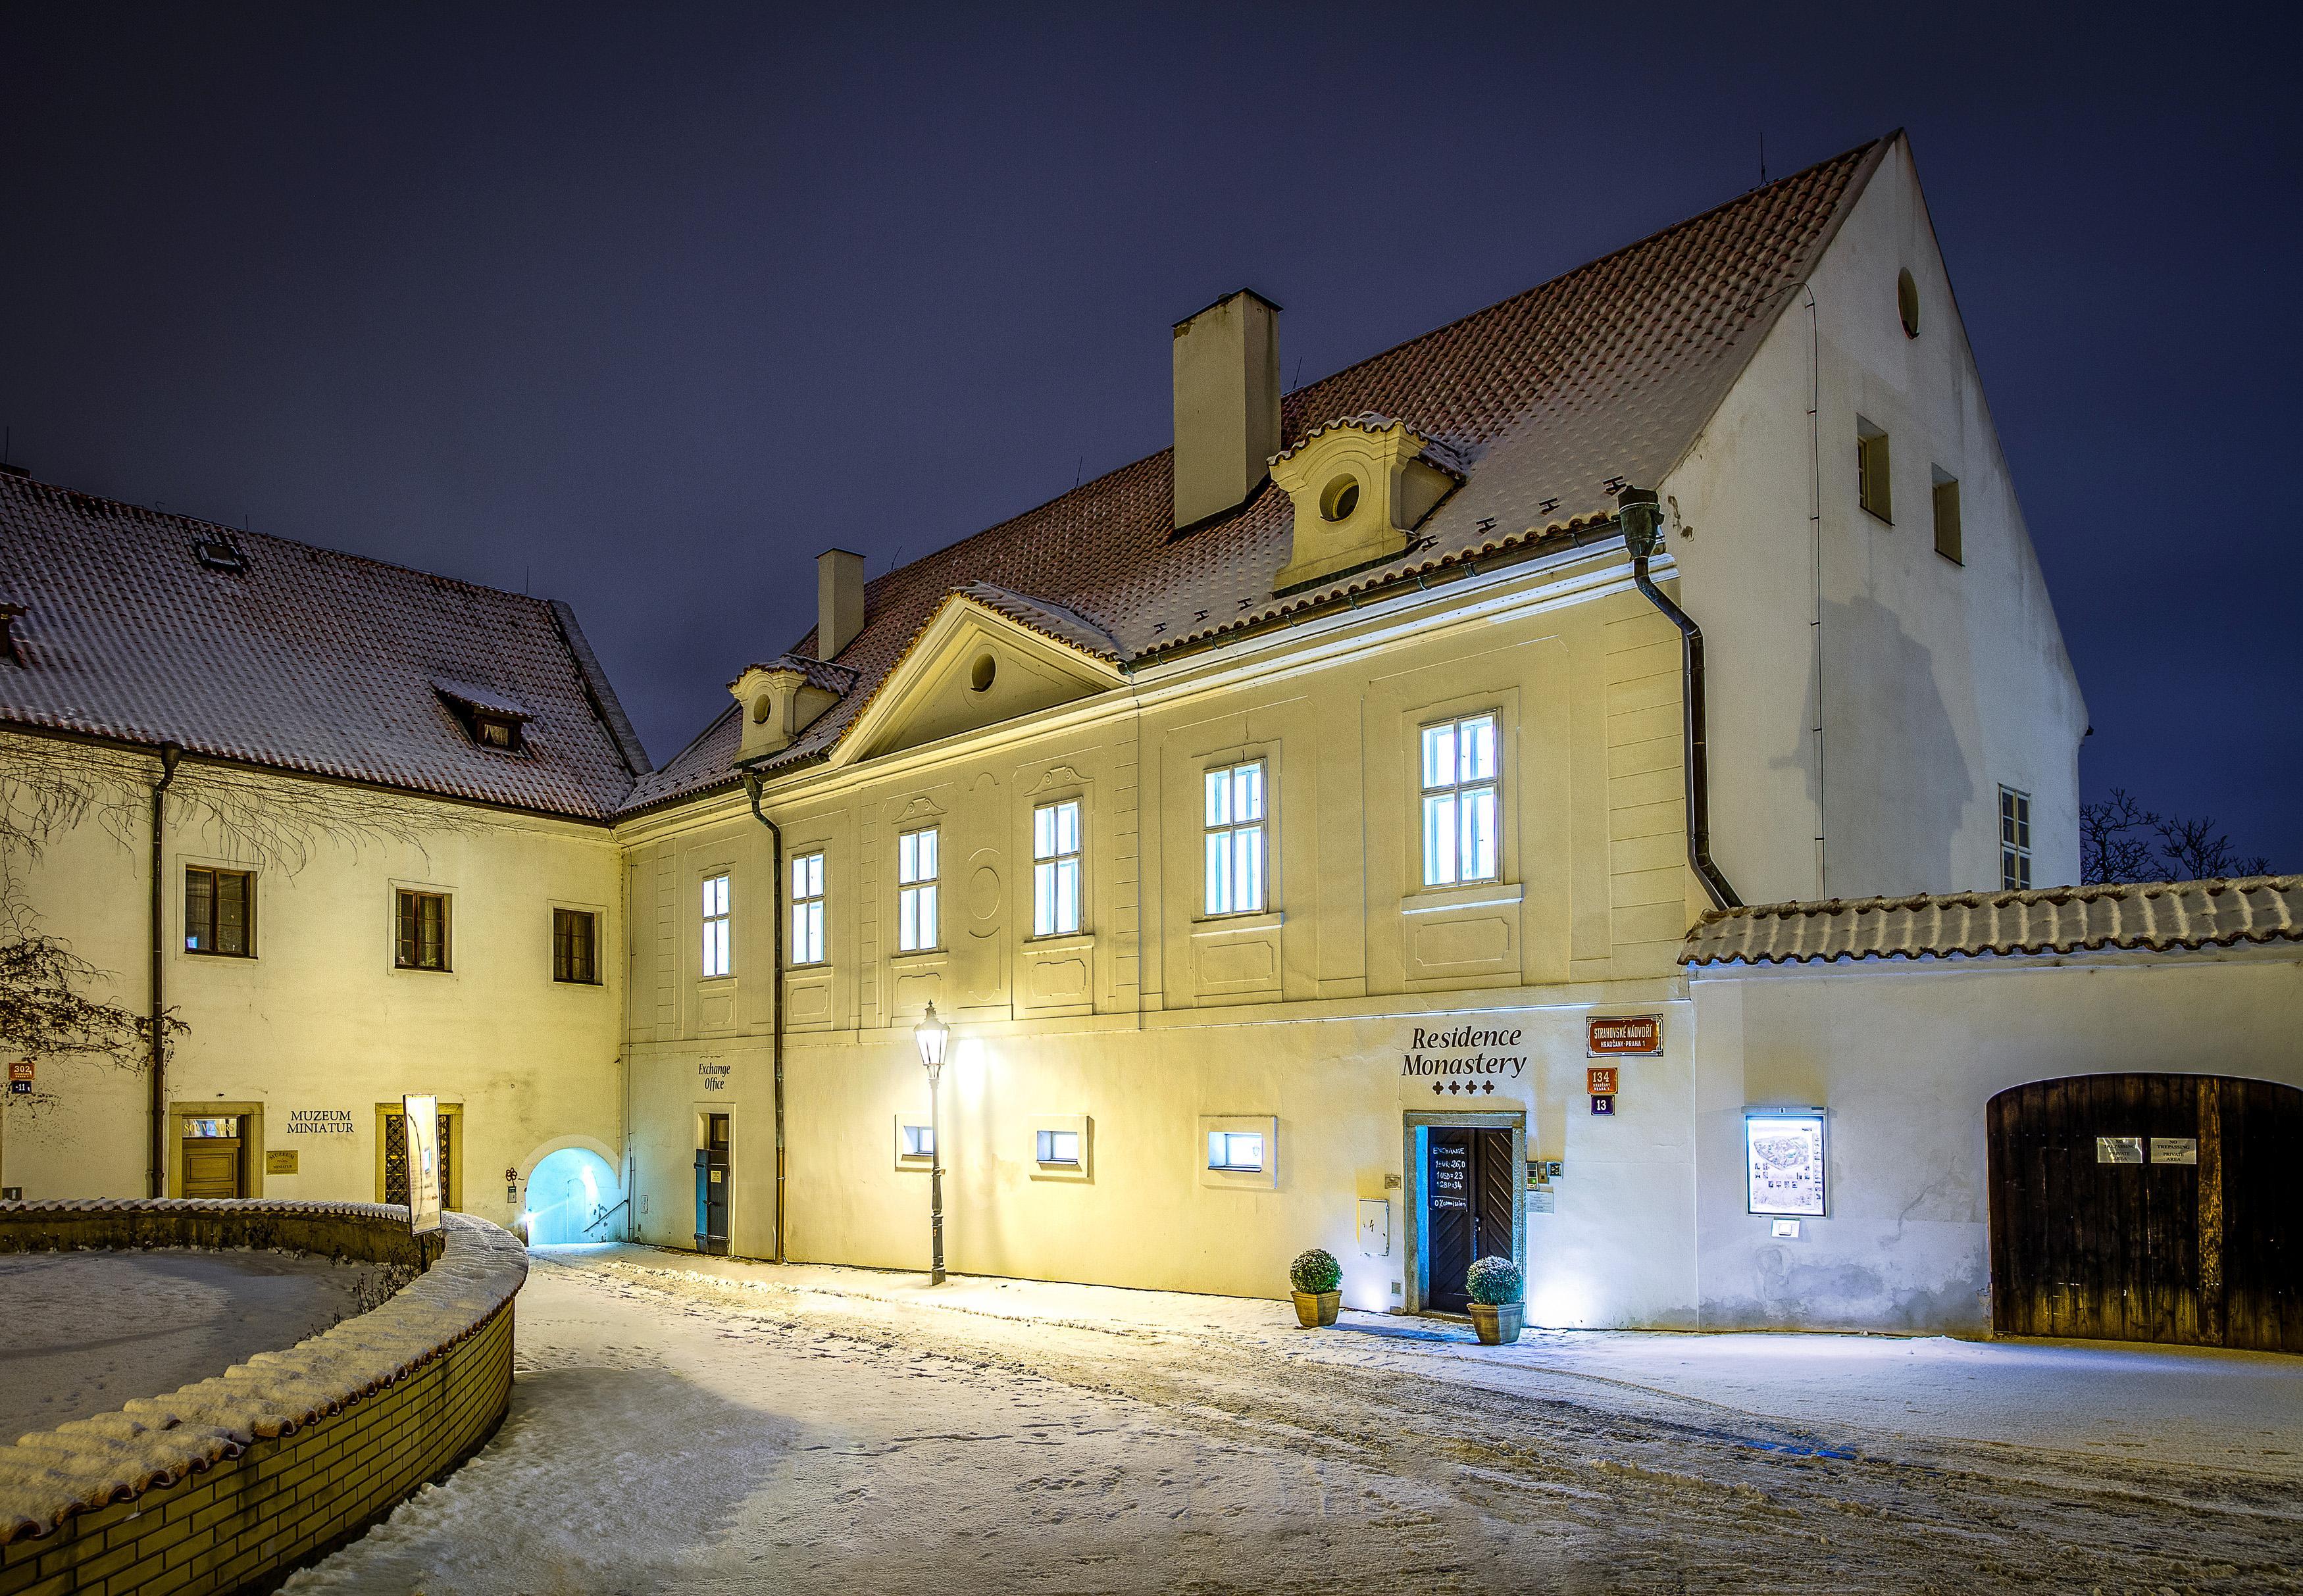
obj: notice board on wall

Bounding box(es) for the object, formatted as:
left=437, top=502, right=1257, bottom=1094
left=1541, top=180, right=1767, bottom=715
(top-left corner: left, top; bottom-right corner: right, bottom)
left=1745, top=1110, right=1826, bottom=1217
left=403, top=1093, right=442, bottom=1234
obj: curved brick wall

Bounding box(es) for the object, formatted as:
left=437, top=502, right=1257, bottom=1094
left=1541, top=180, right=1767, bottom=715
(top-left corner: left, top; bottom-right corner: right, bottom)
left=0, top=1200, right=526, bottom=1594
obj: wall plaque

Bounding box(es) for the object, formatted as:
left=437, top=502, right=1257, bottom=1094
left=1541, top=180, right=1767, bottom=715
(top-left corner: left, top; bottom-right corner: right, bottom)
left=265, top=1150, right=299, bottom=1175
left=2148, top=1137, right=2196, bottom=1164
left=2096, top=1136, right=2144, bottom=1164
left=1586, top=1014, right=1661, bottom=1056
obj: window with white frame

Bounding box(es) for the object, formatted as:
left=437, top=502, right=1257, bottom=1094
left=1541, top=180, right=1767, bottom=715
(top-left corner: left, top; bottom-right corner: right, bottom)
left=789, top=852, right=825, bottom=966
left=901, top=1123, right=934, bottom=1158
left=896, top=827, right=939, bottom=951
left=2000, top=787, right=2033, bottom=890
left=1419, top=712, right=1499, bottom=885
left=701, top=872, right=732, bottom=978
left=1036, top=1128, right=1081, bottom=1165
left=1032, top=799, right=1082, bottom=936
left=1206, top=1129, right=1265, bottom=1172
left=1203, top=761, right=1267, bottom=916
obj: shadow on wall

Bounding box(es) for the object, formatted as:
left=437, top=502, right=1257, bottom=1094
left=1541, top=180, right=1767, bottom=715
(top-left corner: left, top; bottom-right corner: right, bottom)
left=525, top=1147, right=624, bottom=1245
left=1771, top=593, right=1975, bottom=899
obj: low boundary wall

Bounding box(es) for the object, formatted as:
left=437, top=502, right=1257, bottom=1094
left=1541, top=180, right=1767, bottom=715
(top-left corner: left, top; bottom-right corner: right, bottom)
left=0, top=1199, right=527, bottom=1595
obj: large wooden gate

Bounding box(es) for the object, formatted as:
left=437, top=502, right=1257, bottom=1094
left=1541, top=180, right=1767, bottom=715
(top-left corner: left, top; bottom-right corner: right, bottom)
left=1987, top=1074, right=2302, bottom=1352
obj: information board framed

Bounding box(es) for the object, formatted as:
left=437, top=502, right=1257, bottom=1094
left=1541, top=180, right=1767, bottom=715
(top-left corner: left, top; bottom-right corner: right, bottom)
left=1744, top=1107, right=1827, bottom=1218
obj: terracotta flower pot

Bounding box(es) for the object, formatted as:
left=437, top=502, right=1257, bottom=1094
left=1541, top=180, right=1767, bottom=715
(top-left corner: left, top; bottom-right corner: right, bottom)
left=1468, top=1301, right=1524, bottom=1345
left=1292, top=1289, right=1342, bottom=1328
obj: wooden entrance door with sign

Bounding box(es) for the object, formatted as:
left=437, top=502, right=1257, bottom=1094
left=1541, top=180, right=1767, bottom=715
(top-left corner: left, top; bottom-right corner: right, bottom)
left=695, top=1113, right=730, bottom=1255
left=1988, top=1074, right=2302, bottom=1353
left=1425, top=1126, right=1516, bottom=1314
left=181, top=1116, right=243, bottom=1199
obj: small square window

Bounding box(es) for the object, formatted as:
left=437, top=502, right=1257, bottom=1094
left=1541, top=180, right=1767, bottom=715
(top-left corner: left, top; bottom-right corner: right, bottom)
left=1857, top=420, right=1892, bottom=523
left=1036, top=1128, right=1081, bottom=1166
left=1207, top=1130, right=1265, bottom=1172
left=901, top=1123, right=934, bottom=1159
left=184, top=866, right=255, bottom=957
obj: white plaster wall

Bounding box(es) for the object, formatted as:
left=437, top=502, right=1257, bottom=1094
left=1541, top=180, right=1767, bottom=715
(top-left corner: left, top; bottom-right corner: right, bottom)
left=1689, top=949, right=2303, bottom=1334
left=1669, top=136, right=2087, bottom=905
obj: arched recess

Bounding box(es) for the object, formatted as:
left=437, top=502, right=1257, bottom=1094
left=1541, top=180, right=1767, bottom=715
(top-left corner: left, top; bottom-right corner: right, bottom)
left=1986, top=1074, right=2302, bottom=1353
left=519, top=1140, right=626, bottom=1245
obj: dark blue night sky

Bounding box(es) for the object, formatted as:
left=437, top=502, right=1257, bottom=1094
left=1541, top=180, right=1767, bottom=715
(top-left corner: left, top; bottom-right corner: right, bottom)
left=3, top=5, right=2294, bottom=867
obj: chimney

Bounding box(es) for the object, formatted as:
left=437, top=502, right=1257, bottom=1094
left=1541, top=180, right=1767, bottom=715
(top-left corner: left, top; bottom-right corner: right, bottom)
left=817, top=548, right=865, bottom=661
left=1172, top=289, right=1281, bottom=530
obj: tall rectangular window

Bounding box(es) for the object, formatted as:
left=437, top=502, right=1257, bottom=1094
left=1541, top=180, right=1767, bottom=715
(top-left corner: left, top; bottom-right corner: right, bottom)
left=552, top=908, right=597, bottom=984
left=1032, top=799, right=1082, bottom=936
left=1857, top=419, right=1893, bottom=522
left=701, top=872, right=732, bottom=978
left=2000, top=787, right=2033, bottom=891
left=395, top=890, right=450, bottom=971
left=1933, top=470, right=1963, bottom=564
left=790, top=852, right=826, bottom=966
left=184, top=867, right=255, bottom=957
left=1420, top=713, right=1499, bottom=886
left=896, top=828, right=939, bottom=952
left=1203, top=761, right=1267, bottom=916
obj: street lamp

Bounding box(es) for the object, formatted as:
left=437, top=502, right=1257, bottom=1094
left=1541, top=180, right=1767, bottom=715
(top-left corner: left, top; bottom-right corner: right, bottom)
left=913, top=1000, right=951, bottom=1285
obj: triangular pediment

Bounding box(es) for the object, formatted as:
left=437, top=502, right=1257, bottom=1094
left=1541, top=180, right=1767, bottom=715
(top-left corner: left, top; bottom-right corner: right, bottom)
left=840, top=589, right=1125, bottom=764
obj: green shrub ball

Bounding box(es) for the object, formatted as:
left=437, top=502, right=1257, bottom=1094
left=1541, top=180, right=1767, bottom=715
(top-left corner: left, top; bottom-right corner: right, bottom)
left=1467, top=1255, right=1523, bottom=1306
left=1289, top=1248, right=1342, bottom=1295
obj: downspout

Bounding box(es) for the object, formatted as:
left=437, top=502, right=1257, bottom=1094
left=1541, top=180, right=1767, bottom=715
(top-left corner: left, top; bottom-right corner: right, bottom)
left=740, top=768, right=788, bottom=1264
left=147, top=742, right=182, bottom=1197
left=1616, top=488, right=1740, bottom=912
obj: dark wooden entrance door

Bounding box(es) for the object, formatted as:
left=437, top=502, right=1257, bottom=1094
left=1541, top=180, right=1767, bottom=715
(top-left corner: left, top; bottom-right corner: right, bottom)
left=695, top=1113, right=731, bottom=1255
left=1987, top=1074, right=2302, bottom=1353
left=1426, top=1126, right=1515, bottom=1313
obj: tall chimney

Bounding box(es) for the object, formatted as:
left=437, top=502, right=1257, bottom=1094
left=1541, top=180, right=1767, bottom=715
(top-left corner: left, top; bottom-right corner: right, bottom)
left=1171, top=289, right=1281, bottom=530
left=817, top=547, right=865, bottom=661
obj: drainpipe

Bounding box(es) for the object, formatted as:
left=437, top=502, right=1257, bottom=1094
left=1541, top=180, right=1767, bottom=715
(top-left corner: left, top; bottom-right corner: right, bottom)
left=148, top=742, right=182, bottom=1197
left=740, top=768, right=788, bottom=1264
left=1616, top=488, right=1740, bottom=912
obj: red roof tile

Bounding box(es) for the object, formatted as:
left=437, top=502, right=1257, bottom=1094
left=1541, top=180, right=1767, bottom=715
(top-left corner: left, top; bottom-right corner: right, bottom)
left=0, top=478, right=647, bottom=818
left=621, top=136, right=1890, bottom=813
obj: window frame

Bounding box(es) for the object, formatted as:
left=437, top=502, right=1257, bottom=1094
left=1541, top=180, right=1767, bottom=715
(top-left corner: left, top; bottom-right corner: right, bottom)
left=1857, top=419, right=1893, bottom=523
left=1202, top=760, right=1269, bottom=918
left=1036, top=1128, right=1082, bottom=1166
left=1206, top=1130, right=1266, bottom=1172
left=183, top=865, right=257, bottom=958
left=701, top=870, right=733, bottom=980
left=788, top=851, right=826, bottom=968
left=1999, top=786, right=2033, bottom=891
left=1932, top=469, right=1963, bottom=564
left=1031, top=798, right=1084, bottom=937
left=393, top=888, right=452, bottom=972
left=1418, top=712, right=1502, bottom=888
left=551, top=906, right=599, bottom=985
left=895, top=826, right=940, bottom=953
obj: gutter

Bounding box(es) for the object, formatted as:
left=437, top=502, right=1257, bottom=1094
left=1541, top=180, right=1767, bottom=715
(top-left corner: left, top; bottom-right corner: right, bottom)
left=739, top=766, right=789, bottom=1264
left=147, top=742, right=182, bottom=1197
left=1615, top=488, right=1739, bottom=912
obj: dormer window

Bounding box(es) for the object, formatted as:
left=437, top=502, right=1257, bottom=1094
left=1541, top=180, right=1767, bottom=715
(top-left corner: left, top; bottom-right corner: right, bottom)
left=1267, top=414, right=1463, bottom=592
left=433, top=680, right=532, bottom=755
left=0, top=603, right=22, bottom=664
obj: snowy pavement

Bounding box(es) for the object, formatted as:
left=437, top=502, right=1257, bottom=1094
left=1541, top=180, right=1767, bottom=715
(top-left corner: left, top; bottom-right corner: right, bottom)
left=290, top=1245, right=2303, bottom=1593
left=0, top=1248, right=389, bottom=1441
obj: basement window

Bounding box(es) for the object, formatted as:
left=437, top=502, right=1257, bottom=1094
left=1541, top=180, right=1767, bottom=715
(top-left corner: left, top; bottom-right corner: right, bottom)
left=1207, top=1130, right=1265, bottom=1173
left=1036, top=1129, right=1082, bottom=1166
left=1856, top=420, right=1892, bottom=524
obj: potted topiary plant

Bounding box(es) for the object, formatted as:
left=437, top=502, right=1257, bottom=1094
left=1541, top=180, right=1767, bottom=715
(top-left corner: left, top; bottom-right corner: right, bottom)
left=1465, top=1255, right=1524, bottom=1345
left=1289, top=1247, right=1343, bottom=1328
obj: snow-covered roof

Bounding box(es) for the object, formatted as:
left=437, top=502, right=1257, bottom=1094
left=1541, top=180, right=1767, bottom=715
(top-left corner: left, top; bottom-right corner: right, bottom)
left=1681, top=876, right=2303, bottom=968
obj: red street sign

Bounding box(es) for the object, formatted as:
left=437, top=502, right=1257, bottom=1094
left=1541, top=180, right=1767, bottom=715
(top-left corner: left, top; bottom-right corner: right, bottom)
left=1590, top=1095, right=1617, bottom=1116
left=1586, top=1014, right=1662, bottom=1056
left=1587, top=1066, right=1619, bottom=1096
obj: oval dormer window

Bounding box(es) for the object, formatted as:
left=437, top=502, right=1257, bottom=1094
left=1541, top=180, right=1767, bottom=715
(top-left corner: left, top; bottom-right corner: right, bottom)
left=969, top=654, right=998, bottom=693
left=752, top=695, right=772, bottom=725
left=1319, top=475, right=1361, bottom=522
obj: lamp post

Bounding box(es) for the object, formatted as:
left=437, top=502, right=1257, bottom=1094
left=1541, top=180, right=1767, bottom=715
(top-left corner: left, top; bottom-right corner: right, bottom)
left=913, top=1000, right=951, bottom=1285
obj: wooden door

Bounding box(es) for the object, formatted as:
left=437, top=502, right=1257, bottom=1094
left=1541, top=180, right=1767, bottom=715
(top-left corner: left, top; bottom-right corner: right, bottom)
left=696, top=1113, right=731, bottom=1255
left=1426, top=1127, right=1515, bottom=1314
left=1988, top=1074, right=2302, bottom=1352
left=182, top=1122, right=242, bottom=1199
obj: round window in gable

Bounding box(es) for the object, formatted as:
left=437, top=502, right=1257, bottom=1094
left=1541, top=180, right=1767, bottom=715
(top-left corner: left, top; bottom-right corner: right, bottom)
left=1319, top=474, right=1361, bottom=522
left=969, top=653, right=997, bottom=693
left=1897, top=268, right=1921, bottom=338
left=751, top=695, right=772, bottom=725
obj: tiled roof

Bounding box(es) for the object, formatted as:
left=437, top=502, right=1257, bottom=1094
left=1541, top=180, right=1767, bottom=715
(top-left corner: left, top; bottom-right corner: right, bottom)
left=622, top=137, right=1888, bottom=815
left=0, top=476, right=647, bottom=818
left=728, top=655, right=861, bottom=695
left=1681, top=877, right=2303, bottom=968
left=956, top=583, right=1121, bottom=662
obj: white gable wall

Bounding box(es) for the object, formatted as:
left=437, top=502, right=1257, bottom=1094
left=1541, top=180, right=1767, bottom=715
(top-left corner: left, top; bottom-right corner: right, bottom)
left=1668, top=136, right=2086, bottom=905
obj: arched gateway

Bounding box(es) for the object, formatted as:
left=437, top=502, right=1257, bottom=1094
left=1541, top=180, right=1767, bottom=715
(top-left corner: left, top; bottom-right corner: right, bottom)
left=1987, top=1074, right=2302, bottom=1352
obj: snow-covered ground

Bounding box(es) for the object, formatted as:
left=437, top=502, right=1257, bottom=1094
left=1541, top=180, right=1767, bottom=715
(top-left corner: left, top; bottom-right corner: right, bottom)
left=291, top=1245, right=2303, bottom=1593
left=0, top=1248, right=393, bottom=1441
